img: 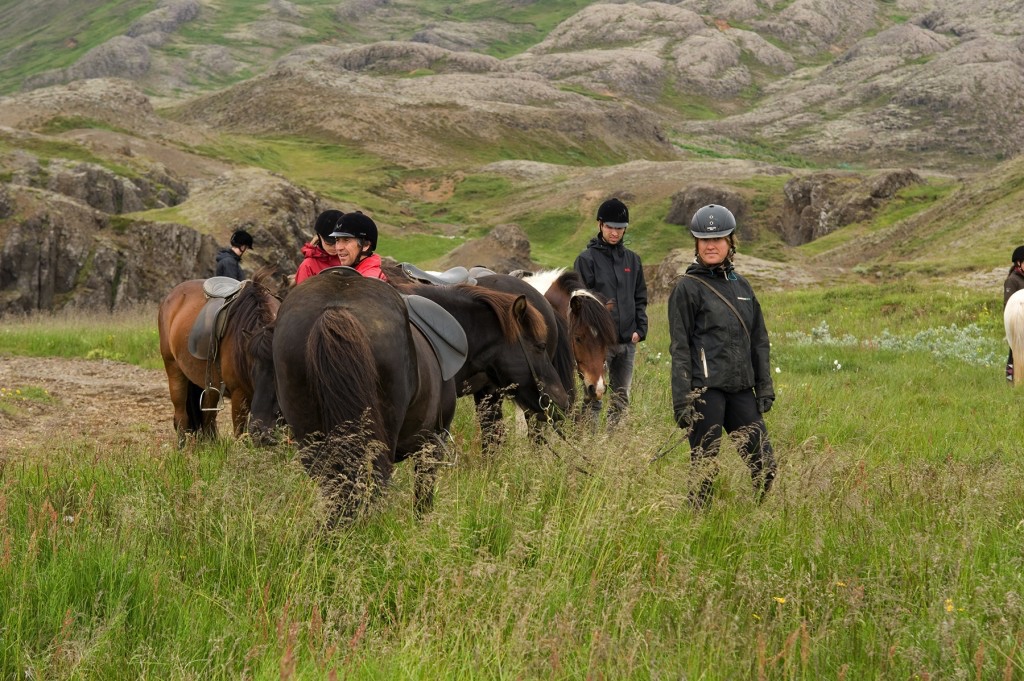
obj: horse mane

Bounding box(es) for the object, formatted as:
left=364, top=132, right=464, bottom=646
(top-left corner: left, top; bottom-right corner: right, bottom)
left=225, top=267, right=279, bottom=393
left=452, top=284, right=548, bottom=344
left=306, top=307, right=388, bottom=444
left=555, top=271, right=618, bottom=346
left=521, top=268, right=566, bottom=295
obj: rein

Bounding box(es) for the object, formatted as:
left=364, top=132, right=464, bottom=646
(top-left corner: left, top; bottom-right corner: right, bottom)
left=516, top=333, right=558, bottom=426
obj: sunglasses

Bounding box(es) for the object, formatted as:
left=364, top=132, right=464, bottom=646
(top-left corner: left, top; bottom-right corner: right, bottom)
left=321, top=235, right=337, bottom=245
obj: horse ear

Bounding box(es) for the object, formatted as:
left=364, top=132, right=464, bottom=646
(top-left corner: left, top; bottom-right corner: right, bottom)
left=512, top=294, right=529, bottom=317
left=570, top=294, right=584, bottom=313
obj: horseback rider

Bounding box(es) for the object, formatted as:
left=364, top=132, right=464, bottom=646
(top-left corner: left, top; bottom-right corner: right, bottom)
left=329, top=211, right=389, bottom=281
left=215, top=229, right=253, bottom=281
left=295, top=210, right=344, bottom=285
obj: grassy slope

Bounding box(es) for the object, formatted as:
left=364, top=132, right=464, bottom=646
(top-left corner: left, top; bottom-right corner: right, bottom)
left=0, top=0, right=155, bottom=93
left=2, top=280, right=1020, bottom=678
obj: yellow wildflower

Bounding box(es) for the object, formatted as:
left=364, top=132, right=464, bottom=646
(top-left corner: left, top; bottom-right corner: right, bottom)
left=774, top=597, right=786, bottom=604
left=944, top=599, right=954, bottom=613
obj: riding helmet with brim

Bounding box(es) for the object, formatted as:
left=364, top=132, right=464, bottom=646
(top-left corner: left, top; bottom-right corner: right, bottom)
left=690, top=204, right=736, bottom=238
left=596, top=198, right=629, bottom=229
left=330, top=211, right=378, bottom=251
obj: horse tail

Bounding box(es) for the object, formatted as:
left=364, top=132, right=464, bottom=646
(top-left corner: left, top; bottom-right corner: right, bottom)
left=1006, top=291, right=1024, bottom=387
left=306, top=307, right=387, bottom=444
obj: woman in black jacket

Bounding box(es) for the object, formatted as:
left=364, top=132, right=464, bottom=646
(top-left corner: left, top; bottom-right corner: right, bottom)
left=668, top=204, right=775, bottom=509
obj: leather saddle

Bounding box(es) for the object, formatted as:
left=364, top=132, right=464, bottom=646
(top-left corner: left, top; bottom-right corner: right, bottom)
left=400, top=262, right=476, bottom=287
left=404, top=294, right=468, bottom=381
left=188, top=277, right=246, bottom=360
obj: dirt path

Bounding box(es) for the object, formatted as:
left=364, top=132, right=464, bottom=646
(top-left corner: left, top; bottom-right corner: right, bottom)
left=0, top=356, right=204, bottom=454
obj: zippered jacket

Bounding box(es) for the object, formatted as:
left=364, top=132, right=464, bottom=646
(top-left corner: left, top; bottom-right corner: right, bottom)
left=354, top=253, right=389, bottom=281
left=215, top=248, right=244, bottom=280
left=574, top=235, right=648, bottom=343
left=668, top=259, right=773, bottom=417
left=1004, top=267, right=1024, bottom=307
left=295, top=242, right=341, bottom=284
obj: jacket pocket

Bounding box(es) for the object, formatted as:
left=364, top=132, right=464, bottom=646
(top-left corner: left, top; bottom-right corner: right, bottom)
left=700, top=348, right=708, bottom=378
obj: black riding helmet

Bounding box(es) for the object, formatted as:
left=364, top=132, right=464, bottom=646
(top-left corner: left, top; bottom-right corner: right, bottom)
left=330, top=211, right=378, bottom=252
left=596, top=198, right=629, bottom=228
left=690, top=204, right=736, bottom=238
left=230, top=229, right=254, bottom=249
left=1013, top=245, right=1024, bottom=264
left=314, top=209, right=344, bottom=242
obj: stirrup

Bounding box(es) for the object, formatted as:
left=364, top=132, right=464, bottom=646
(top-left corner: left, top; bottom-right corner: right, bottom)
left=199, top=386, right=224, bottom=412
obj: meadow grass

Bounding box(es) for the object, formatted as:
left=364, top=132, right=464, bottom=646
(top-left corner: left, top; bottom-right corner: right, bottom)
left=0, top=305, right=160, bottom=370
left=2, top=282, right=1024, bottom=679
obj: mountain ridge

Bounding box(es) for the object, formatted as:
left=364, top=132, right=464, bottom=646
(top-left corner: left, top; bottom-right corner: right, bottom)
left=1, top=0, right=1023, bottom=313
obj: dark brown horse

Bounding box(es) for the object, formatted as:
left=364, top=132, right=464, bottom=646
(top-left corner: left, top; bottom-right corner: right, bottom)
left=520, top=268, right=617, bottom=405
left=248, top=270, right=456, bottom=517
left=389, top=280, right=571, bottom=422
left=385, top=266, right=576, bottom=449
left=157, top=268, right=280, bottom=445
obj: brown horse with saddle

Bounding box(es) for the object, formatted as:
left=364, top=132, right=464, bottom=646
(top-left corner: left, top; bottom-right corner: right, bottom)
left=157, top=268, right=280, bottom=445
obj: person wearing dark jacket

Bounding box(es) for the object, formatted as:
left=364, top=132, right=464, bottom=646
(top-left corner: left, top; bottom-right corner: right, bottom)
left=668, top=204, right=775, bottom=509
left=215, top=229, right=253, bottom=280
left=1003, top=245, right=1024, bottom=382
left=574, top=197, right=648, bottom=428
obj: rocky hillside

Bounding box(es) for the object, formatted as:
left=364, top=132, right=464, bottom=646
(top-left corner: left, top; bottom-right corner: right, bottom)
left=1, top=0, right=1023, bottom=312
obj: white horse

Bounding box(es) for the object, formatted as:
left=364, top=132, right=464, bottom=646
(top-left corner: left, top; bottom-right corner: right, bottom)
left=1004, top=289, right=1024, bottom=386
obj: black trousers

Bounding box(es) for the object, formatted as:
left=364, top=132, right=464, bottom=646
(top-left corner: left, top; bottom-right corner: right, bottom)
left=687, top=387, right=776, bottom=507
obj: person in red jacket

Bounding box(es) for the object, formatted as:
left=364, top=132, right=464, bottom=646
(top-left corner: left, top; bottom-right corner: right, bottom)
left=294, top=210, right=343, bottom=285
left=329, top=211, right=388, bottom=281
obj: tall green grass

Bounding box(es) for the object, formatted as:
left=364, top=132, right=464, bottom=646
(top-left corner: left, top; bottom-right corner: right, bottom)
left=0, top=305, right=160, bottom=369
left=2, top=281, right=1023, bottom=678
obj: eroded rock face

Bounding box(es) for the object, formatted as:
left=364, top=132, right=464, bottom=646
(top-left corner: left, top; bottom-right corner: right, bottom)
left=0, top=164, right=320, bottom=313
left=666, top=185, right=748, bottom=232
left=780, top=169, right=923, bottom=245
left=440, top=222, right=537, bottom=273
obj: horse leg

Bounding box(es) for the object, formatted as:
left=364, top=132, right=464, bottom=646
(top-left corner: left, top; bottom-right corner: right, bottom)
left=474, top=389, right=506, bottom=454
left=197, top=385, right=220, bottom=440
left=413, top=439, right=443, bottom=518
left=164, top=363, right=197, bottom=447
left=230, top=395, right=250, bottom=438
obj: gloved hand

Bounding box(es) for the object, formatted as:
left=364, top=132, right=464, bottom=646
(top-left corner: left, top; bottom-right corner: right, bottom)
left=757, top=396, right=774, bottom=414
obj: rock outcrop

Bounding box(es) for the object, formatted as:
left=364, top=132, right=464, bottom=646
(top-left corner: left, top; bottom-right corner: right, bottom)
left=780, top=169, right=923, bottom=245
left=439, top=223, right=538, bottom=273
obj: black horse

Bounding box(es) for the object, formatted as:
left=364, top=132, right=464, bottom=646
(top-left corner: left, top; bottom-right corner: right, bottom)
left=467, top=272, right=577, bottom=446
left=249, top=271, right=455, bottom=517
left=389, top=280, right=571, bottom=432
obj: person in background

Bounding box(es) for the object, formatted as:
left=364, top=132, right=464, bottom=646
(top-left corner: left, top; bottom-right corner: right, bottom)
left=668, top=204, right=776, bottom=509
left=573, top=197, right=648, bottom=428
left=215, top=229, right=253, bottom=280
left=329, top=211, right=388, bottom=281
left=1003, top=245, right=1024, bottom=382
left=295, top=210, right=343, bottom=285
